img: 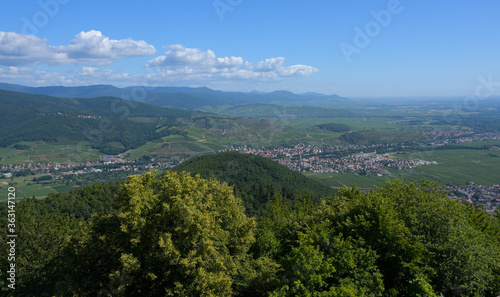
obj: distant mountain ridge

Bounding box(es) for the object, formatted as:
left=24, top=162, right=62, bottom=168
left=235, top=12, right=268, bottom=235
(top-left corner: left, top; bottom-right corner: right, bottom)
left=0, top=82, right=347, bottom=110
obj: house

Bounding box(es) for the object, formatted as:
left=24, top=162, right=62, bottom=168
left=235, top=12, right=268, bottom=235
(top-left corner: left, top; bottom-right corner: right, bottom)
left=103, top=155, right=122, bottom=164
left=103, top=155, right=114, bottom=161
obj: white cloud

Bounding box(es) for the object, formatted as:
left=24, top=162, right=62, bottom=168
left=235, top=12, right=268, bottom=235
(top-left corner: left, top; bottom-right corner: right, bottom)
left=0, top=32, right=66, bottom=66
left=0, top=34, right=318, bottom=87
left=146, top=44, right=240, bottom=68
left=277, top=64, right=319, bottom=77
left=255, top=57, right=285, bottom=72
left=79, top=66, right=99, bottom=75
left=0, top=66, right=74, bottom=85
left=216, top=56, right=244, bottom=68
left=146, top=45, right=318, bottom=81
left=72, top=67, right=133, bottom=84
left=61, top=30, right=156, bottom=64
left=0, top=31, right=156, bottom=66
left=0, top=66, right=136, bottom=86
left=0, top=63, right=318, bottom=89
left=253, top=57, right=318, bottom=77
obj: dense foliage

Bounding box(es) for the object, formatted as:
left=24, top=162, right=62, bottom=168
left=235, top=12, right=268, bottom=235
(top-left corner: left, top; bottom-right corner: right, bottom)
left=0, top=182, right=120, bottom=222
left=57, top=172, right=258, bottom=296
left=39, top=182, right=121, bottom=220
left=172, top=152, right=336, bottom=216
left=0, top=171, right=499, bottom=296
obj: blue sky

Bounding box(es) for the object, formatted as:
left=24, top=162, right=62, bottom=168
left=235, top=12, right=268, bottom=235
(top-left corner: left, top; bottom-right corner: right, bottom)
left=0, top=0, right=499, bottom=97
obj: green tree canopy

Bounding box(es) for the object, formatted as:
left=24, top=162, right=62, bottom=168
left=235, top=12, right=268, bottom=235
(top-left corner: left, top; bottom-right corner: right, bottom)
left=60, top=171, right=258, bottom=296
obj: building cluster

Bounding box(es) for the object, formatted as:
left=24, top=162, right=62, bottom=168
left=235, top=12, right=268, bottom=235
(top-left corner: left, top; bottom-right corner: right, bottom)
left=103, top=155, right=124, bottom=164
left=447, top=183, right=500, bottom=213
left=0, top=156, right=181, bottom=178
left=1, top=162, right=68, bottom=174
left=278, top=152, right=437, bottom=175
left=41, top=112, right=103, bottom=119
left=223, top=144, right=436, bottom=176
left=424, top=131, right=500, bottom=145
left=225, top=142, right=398, bottom=157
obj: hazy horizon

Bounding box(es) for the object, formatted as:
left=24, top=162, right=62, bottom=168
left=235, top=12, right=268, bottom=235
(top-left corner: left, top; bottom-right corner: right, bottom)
left=4, top=81, right=500, bottom=101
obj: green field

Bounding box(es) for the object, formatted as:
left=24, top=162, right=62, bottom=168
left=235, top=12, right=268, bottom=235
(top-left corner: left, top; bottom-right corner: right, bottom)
left=445, top=139, right=500, bottom=148
left=0, top=174, right=76, bottom=199
left=0, top=141, right=102, bottom=165
left=393, top=148, right=500, bottom=185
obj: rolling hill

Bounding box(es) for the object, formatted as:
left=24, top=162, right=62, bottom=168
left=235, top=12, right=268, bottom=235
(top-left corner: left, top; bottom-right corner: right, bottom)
left=172, top=151, right=336, bottom=216
left=0, top=89, right=203, bottom=154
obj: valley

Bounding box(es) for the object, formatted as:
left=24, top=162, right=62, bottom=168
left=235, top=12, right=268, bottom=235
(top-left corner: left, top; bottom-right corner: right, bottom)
left=1, top=85, right=500, bottom=212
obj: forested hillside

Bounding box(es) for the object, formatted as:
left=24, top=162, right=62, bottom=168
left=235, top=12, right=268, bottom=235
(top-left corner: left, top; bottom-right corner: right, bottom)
left=1, top=173, right=498, bottom=296
left=0, top=89, right=199, bottom=153
left=172, top=152, right=336, bottom=216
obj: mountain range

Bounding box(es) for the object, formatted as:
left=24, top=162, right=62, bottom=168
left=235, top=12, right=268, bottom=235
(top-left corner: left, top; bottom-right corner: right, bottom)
left=0, top=83, right=346, bottom=110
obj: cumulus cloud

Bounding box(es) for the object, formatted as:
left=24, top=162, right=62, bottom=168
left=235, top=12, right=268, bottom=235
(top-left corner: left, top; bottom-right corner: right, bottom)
left=216, top=56, right=244, bottom=68
left=0, top=30, right=156, bottom=66
left=277, top=64, right=319, bottom=77
left=0, top=66, right=75, bottom=85
left=146, top=44, right=243, bottom=69
left=254, top=57, right=318, bottom=77
left=254, top=57, right=285, bottom=72
left=0, top=32, right=66, bottom=66
left=0, top=33, right=318, bottom=87
left=0, top=66, right=137, bottom=86
left=61, top=30, right=156, bottom=63
left=146, top=45, right=318, bottom=81
left=75, top=66, right=131, bottom=81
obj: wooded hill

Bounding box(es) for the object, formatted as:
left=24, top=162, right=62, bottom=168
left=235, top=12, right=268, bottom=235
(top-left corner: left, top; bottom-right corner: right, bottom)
left=172, top=152, right=337, bottom=216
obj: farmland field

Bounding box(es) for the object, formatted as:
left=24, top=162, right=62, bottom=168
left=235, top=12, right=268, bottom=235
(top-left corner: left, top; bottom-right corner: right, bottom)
left=393, top=148, right=500, bottom=185
left=0, top=141, right=102, bottom=165
left=0, top=175, right=70, bottom=200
